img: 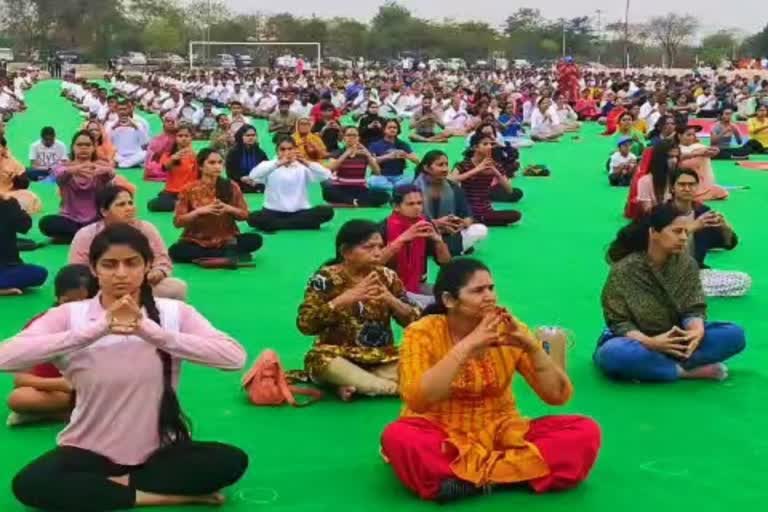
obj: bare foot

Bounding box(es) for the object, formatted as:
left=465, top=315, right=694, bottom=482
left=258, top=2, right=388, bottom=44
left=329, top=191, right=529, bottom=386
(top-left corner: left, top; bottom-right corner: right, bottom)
left=108, top=475, right=130, bottom=486
left=0, top=288, right=22, bottom=296
left=135, top=490, right=225, bottom=507
left=337, top=386, right=357, bottom=401
left=681, top=363, right=728, bottom=381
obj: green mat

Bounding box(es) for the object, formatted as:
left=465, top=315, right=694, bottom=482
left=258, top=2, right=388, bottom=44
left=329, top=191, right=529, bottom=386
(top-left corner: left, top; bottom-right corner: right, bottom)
left=1, top=81, right=767, bottom=511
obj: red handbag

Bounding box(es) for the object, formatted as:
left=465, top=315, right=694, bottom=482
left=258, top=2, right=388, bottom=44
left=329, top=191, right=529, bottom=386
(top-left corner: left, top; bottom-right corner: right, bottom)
left=242, top=350, right=322, bottom=407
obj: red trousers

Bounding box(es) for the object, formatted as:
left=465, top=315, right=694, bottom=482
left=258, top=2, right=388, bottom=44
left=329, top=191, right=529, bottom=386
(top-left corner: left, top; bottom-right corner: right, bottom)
left=380, top=415, right=601, bottom=500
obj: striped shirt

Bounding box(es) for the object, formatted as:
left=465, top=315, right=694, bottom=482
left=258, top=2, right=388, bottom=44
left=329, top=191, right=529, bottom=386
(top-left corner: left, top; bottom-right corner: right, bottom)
left=456, top=160, right=494, bottom=216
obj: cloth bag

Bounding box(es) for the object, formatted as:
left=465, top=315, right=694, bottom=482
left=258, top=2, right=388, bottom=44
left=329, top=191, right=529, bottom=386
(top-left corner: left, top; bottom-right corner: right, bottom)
left=242, top=349, right=322, bottom=406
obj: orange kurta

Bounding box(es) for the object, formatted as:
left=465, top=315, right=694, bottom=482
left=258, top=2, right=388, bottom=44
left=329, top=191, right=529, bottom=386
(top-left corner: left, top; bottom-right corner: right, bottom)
left=398, top=314, right=573, bottom=486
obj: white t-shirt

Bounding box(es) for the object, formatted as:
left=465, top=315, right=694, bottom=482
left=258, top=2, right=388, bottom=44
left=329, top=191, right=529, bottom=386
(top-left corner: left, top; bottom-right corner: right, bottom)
left=29, top=139, right=68, bottom=168
left=609, top=151, right=638, bottom=174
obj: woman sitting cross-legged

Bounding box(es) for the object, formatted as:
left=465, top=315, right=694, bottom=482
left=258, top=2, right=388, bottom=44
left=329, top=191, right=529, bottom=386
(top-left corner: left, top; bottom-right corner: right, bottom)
left=244, top=136, right=335, bottom=233
left=38, top=130, right=115, bottom=243
left=413, top=150, right=488, bottom=256
left=669, top=169, right=751, bottom=297
left=0, top=136, right=41, bottom=215
left=144, top=113, right=178, bottom=182
left=451, top=133, right=522, bottom=227
left=380, top=186, right=452, bottom=308
left=225, top=124, right=268, bottom=193
left=381, top=258, right=601, bottom=503
left=595, top=202, right=746, bottom=382
left=70, top=185, right=188, bottom=301
left=169, top=148, right=262, bottom=264
left=147, top=125, right=198, bottom=213
left=297, top=220, right=420, bottom=401
left=322, top=126, right=390, bottom=207
left=0, top=194, right=47, bottom=296
left=0, top=223, right=249, bottom=512
left=293, top=117, right=329, bottom=162
left=677, top=125, right=729, bottom=201
left=6, top=264, right=96, bottom=426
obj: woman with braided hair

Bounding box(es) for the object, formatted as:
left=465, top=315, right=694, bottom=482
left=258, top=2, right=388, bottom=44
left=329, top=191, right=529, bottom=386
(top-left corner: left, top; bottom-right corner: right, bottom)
left=0, top=223, right=248, bottom=511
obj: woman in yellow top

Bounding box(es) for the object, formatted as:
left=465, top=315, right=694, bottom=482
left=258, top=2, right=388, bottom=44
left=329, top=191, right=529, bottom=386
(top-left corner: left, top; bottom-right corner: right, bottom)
left=746, top=104, right=768, bottom=153
left=293, top=117, right=328, bottom=162
left=381, top=258, right=600, bottom=503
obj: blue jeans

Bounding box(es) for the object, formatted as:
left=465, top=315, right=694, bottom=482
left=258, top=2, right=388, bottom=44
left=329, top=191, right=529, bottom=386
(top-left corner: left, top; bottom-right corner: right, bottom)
left=367, top=174, right=412, bottom=191
left=0, top=264, right=48, bottom=290
left=594, top=322, right=746, bottom=382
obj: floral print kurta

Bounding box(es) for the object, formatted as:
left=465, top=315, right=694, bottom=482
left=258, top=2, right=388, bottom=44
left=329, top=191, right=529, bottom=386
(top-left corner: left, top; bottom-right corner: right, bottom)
left=297, top=264, right=420, bottom=378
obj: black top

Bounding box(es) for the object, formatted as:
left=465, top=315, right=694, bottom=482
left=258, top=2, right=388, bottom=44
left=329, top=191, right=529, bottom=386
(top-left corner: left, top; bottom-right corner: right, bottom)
left=0, top=197, right=32, bottom=267
left=693, top=204, right=739, bottom=269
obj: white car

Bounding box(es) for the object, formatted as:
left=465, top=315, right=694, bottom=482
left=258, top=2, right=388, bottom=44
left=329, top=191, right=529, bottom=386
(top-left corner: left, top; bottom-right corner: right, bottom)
left=216, top=54, right=235, bottom=69
left=0, top=48, right=14, bottom=62
left=126, top=52, right=147, bottom=66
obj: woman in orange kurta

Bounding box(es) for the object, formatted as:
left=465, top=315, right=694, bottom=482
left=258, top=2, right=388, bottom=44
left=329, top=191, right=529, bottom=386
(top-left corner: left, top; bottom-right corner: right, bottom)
left=381, top=258, right=601, bottom=503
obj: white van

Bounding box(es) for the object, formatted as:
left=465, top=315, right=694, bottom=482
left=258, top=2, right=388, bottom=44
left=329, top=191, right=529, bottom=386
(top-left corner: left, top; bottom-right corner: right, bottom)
left=0, top=48, right=14, bottom=62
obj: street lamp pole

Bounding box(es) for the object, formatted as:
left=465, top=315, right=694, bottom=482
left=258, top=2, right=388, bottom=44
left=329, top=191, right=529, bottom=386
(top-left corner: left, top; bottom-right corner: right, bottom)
left=596, top=9, right=603, bottom=64
left=624, top=0, right=631, bottom=70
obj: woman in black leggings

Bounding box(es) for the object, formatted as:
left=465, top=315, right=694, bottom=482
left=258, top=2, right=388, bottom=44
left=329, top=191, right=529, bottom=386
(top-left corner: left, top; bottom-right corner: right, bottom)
left=0, top=223, right=248, bottom=511
left=169, top=148, right=263, bottom=263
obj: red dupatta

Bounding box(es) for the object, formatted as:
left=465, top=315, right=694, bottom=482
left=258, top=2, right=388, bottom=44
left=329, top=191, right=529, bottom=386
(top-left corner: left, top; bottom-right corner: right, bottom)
left=385, top=213, right=427, bottom=293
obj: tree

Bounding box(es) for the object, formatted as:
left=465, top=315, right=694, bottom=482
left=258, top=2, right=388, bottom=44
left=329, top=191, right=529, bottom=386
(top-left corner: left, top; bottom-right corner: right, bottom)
left=369, top=1, right=414, bottom=58
left=647, top=13, right=698, bottom=67
left=325, top=18, right=369, bottom=58
left=700, top=30, right=738, bottom=66
left=142, top=18, right=183, bottom=53
left=745, top=23, right=768, bottom=57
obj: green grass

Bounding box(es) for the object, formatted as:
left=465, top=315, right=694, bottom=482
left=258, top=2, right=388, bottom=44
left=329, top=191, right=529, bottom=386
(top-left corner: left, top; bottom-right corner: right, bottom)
left=1, top=81, right=767, bottom=511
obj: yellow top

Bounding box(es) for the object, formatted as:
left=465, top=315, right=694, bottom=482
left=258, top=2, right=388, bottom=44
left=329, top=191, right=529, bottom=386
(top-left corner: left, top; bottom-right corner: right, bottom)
left=748, top=117, right=768, bottom=147
left=398, top=313, right=572, bottom=486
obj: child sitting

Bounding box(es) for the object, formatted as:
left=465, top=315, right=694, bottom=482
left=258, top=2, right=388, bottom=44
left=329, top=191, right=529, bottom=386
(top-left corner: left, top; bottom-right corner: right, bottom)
left=6, top=264, right=97, bottom=426
left=608, top=138, right=638, bottom=187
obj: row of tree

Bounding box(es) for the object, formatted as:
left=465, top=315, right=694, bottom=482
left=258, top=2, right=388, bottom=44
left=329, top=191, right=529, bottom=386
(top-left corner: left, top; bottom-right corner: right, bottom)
left=0, top=0, right=767, bottom=68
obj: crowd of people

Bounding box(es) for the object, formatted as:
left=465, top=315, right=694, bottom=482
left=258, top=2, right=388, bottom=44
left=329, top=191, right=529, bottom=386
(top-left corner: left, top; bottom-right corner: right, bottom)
left=0, top=58, right=759, bottom=509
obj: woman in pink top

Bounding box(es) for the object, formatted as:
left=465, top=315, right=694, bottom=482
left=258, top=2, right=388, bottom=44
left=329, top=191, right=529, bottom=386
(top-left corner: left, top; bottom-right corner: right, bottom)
left=0, top=224, right=248, bottom=511
left=636, top=140, right=680, bottom=215
left=38, top=130, right=115, bottom=243
left=70, top=184, right=188, bottom=300
left=144, top=113, right=178, bottom=182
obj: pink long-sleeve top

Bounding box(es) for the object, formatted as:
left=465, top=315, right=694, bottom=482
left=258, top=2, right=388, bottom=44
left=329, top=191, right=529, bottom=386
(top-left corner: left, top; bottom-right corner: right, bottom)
left=0, top=296, right=246, bottom=465
left=53, top=162, right=115, bottom=223
left=69, top=220, right=174, bottom=279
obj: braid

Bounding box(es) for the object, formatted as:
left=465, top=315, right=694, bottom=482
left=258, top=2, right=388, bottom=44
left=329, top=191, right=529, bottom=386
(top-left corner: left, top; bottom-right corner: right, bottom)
left=215, top=176, right=234, bottom=204
left=139, top=279, right=191, bottom=446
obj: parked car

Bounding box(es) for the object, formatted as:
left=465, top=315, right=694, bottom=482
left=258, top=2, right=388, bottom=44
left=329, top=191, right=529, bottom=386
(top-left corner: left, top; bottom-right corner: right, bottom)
left=55, top=49, right=83, bottom=63
left=121, top=52, right=147, bottom=66
left=235, top=53, right=253, bottom=68
left=148, top=53, right=185, bottom=67
left=0, top=48, right=14, bottom=62
left=215, top=53, right=235, bottom=69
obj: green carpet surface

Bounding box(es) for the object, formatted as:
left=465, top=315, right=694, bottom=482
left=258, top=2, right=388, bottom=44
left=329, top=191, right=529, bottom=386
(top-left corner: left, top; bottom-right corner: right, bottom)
left=1, top=81, right=767, bottom=510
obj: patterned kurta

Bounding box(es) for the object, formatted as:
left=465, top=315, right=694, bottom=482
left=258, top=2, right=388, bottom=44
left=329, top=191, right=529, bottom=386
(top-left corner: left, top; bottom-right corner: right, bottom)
left=398, top=312, right=572, bottom=486
left=297, top=264, right=420, bottom=378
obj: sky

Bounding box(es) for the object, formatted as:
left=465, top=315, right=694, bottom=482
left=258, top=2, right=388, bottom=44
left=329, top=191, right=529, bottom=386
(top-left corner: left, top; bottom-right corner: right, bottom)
left=222, top=0, right=766, bottom=35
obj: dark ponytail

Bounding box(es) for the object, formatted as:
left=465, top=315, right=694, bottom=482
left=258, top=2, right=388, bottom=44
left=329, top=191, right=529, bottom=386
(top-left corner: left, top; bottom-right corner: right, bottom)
left=606, top=202, right=685, bottom=263
left=197, top=147, right=233, bottom=204
left=422, top=258, right=490, bottom=316
left=89, top=223, right=191, bottom=446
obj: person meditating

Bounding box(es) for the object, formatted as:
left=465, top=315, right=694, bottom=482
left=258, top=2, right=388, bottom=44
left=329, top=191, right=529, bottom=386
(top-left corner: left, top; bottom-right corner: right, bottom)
left=147, top=125, right=197, bottom=213
left=70, top=185, right=188, bottom=300
left=169, top=148, right=263, bottom=264
left=297, top=220, right=420, bottom=401
left=144, top=113, right=177, bottom=182
left=38, top=130, right=115, bottom=243
left=380, top=258, right=601, bottom=503
left=669, top=170, right=751, bottom=297
left=6, top=264, right=96, bottom=426
left=27, top=126, right=68, bottom=181
left=634, top=140, right=680, bottom=215
left=293, top=117, right=328, bottom=162
left=323, top=126, right=389, bottom=207
left=413, top=150, right=488, bottom=256
left=0, top=136, right=40, bottom=215
left=0, top=223, right=249, bottom=511
left=368, top=119, right=419, bottom=191
left=452, top=133, right=522, bottom=227
left=225, top=124, right=268, bottom=193
left=677, top=125, right=728, bottom=201
left=244, top=136, right=335, bottom=233
left=380, top=186, right=451, bottom=308
left=595, top=203, right=746, bottom=382
left=109, top=101, right=149, bottom=169
left=0, top=193, right=47, bottom=296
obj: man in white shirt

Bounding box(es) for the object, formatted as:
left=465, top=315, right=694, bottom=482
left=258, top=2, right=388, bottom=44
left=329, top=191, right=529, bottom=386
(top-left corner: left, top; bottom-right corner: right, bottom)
left=27, top=126, right=68, bottom=180
left=442, top=96, right=471, bottom=133
left=696, top=85, right=719, bottom=117
left=253, top=85, right=277, bottom=118
left=178, top=92, right=199, bottom=126
left=242, top=85, right=262, bottom=114
left=109, top=101, right=149, bottom=168
left=160, top=90, right=181, bottom=117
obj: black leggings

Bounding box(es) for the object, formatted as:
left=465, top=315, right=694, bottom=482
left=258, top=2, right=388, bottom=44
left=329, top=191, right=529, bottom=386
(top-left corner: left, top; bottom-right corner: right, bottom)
left=247, top=206, right=334, bottom=232
left=168, top=234, right=264, bottom=263
left=12, top=442, right=248, bottom=512
left=489, top=186, right=523, bottom=203
left=38, top=215, right=89, bottom=242
left=147, top=192, right=178, bottom=213
left=321, top=184, right=390, bottom=207
left=713, top=145, right=752, bottom=160
left=475, top=210, right=522, bottom=227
